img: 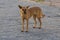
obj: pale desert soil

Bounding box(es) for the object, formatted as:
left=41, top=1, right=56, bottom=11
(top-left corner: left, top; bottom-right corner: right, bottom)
left=0, top=0, right=60, bottom=40
left=39, top=1, right=60, bottom=8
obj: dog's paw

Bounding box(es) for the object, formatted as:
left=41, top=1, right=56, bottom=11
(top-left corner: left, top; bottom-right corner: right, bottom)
left=38, top=27, right=41, bottom=29
left=21, top=30, right=24, bottom=32
left=33, top=26, right=36, bottom=28
left=25, top=31, right=28, bottom=32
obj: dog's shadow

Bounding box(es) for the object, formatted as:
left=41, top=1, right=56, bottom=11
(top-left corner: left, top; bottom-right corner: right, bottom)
left=21, top=28, right=47, bottom=36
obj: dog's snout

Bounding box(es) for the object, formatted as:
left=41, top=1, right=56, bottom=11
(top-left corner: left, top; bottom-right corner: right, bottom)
left=24, top=9, right=26, bottom=14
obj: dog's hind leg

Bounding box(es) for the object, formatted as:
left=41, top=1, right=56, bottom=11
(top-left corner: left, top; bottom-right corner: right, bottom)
left=38, top=18, right=42, bottom=29
left=33, top=15, right=37, bottom=28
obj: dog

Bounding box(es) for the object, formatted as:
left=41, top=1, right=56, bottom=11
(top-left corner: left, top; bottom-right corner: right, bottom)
left=18, top=5, right=45, bottom=32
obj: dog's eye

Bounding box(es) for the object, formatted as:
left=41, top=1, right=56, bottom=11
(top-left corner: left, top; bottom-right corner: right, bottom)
left=22, top=9, right=26, bottom=11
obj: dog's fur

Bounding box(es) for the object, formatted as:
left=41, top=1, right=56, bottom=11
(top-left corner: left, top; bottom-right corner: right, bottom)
left=18, top=5, right=45, bottom=32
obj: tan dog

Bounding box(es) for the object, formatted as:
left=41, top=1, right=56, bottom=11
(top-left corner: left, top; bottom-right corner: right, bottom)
left=18, top=5, right=45, bottom=32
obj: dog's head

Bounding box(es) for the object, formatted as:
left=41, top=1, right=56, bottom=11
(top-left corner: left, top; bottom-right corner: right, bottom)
left=18, top=5, right=29, bottom=14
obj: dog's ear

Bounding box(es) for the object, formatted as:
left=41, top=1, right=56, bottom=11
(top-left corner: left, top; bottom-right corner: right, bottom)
left=26, top=6, right=30, bottom=8
left=18, top=5, right=22, bottom=9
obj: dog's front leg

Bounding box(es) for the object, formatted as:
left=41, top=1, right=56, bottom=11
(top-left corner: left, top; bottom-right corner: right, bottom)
left=26, top=19, right=28, bottom=32
left=21, top=18, right=24, bottom=32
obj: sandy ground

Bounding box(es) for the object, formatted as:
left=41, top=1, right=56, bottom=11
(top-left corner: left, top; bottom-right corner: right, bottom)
left=39, top=1, right=60, bottom=8
left=29, top=0, right=60, bottom=8
left=0, top=0, right=60, bottom=40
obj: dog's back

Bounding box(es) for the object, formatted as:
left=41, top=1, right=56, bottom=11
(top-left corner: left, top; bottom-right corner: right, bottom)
left=28, top=7, right=44, bottom=18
